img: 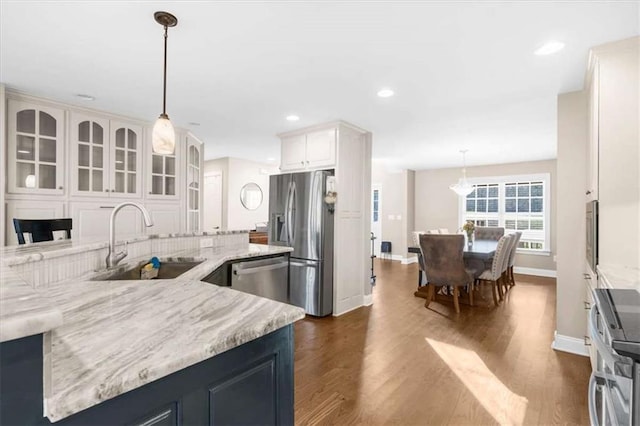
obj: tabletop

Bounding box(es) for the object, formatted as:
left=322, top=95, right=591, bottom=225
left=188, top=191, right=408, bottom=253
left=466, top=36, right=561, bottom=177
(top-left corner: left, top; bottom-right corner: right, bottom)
left=408, top=239, right=498, bottom=260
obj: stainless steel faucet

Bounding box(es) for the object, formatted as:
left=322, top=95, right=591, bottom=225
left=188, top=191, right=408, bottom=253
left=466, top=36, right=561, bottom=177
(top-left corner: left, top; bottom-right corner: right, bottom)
left=106, top=202, right=154, bottom=268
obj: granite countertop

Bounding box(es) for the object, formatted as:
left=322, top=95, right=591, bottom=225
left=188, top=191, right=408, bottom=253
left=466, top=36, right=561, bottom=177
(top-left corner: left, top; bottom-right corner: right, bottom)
left=43, top=243, right=303, bottom=422
left=597, top=264, right=640, bottom=292
left=0, top=267, right=63, bottom=342
left=2, top=241, right=304, bottom=422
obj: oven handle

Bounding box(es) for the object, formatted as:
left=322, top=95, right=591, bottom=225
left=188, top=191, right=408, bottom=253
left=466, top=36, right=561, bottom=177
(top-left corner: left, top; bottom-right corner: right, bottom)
left=588, top=372, right=605, bottom=426
left=589, top=306, right=627, bottom=367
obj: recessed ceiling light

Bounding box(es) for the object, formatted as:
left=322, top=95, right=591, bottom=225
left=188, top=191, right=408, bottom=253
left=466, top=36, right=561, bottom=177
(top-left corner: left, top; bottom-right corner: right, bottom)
left=377, top=88, right=394, bottom=98
left=534, top=41, right=565, bottom=56
left=18, top=150, right=31, bottom=154
left=188, top=122, right=200, bottom=126
left=267, top=157, right=276, bottom=162
left=286, top=115, right=300, bottom=122
left=76, top=94, right=95, bottom=101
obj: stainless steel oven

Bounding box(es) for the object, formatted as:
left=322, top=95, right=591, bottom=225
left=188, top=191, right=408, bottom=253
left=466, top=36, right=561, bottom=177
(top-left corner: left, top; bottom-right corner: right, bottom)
left=586, top=201, right=599, bottom=272
left=589, top=289, right=640, bottom=426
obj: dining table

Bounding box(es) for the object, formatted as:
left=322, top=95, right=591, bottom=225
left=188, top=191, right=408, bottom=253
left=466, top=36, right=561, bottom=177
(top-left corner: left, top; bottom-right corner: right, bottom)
left=408, top=239, right=499, bottom=287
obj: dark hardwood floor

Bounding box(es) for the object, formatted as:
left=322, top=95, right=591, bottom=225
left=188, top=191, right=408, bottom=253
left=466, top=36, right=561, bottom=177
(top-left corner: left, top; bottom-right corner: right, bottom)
left=293, top=259, right=591, bottom=425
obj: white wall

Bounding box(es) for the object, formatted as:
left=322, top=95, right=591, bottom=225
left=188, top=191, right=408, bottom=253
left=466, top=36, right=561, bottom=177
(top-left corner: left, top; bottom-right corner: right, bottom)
left=203, top=157, right=278, bottom=231
left=556, top=90, right=588, bottom=340
left=414, top=159, right=557, bottom=272
left=371, top=163, right=415, bottom=262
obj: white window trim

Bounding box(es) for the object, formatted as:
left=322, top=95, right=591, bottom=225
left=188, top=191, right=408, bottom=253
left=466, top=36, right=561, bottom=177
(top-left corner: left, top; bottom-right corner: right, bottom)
left=457, top=173, right=551, bottom=255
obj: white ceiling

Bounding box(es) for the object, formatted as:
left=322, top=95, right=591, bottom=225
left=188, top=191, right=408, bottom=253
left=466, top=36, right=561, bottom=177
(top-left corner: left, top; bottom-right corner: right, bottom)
left=1, top=1, right=638, bottom=170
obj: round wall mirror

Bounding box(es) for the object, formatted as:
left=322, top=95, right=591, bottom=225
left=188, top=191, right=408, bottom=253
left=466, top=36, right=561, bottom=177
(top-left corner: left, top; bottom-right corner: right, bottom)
left=240, top=183, right=263, bottom=210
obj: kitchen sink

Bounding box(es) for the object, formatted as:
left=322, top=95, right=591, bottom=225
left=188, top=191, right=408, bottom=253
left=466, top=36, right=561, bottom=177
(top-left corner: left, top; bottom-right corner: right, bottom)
left=91, top=258, right=205, bottom=281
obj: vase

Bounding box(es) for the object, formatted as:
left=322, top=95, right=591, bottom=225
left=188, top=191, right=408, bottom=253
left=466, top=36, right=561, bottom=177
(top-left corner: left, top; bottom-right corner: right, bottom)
left=466, top=232, right=474, bottom=248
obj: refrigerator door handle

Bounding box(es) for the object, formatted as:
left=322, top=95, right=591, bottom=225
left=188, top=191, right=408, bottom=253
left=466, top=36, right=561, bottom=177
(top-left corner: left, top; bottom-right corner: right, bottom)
left=288, top=181, right=297, bottom=244
left=285, top=181, right=292, bottom=245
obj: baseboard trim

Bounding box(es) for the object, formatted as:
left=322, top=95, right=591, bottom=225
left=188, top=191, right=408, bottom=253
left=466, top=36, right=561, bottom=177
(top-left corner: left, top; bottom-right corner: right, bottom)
left=363, top=294, right=373, bottom=306
left=514, top=266, right=557, bottom=278
left=551, top=331, right=589, bottom=357
left=401, top=256, right=418, bottom=265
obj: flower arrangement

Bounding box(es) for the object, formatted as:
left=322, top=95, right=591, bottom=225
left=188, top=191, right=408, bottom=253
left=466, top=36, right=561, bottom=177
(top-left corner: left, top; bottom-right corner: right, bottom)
left=462, top=220, right=475, bottom=236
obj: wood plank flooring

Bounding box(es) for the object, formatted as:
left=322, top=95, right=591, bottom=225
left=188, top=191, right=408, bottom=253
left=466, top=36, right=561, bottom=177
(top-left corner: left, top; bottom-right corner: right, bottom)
left=293, top=259, right=591, bottom=425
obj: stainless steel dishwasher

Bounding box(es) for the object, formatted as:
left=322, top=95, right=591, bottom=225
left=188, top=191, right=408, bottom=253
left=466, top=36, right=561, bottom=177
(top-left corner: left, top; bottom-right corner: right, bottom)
left=230, top=255, right=289, bottom=303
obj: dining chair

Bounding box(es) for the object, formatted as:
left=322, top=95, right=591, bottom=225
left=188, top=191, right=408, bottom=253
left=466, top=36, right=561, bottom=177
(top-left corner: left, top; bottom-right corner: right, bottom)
left=412, top=231, right=425, bottom=246
left=438, top=228, right=450, bottom=234
left=417, top=234, right=476, bottom=313
left=474, top=226, right=505, bottom=241
left=476, top=235, right=510, bottom=307
left=427, top=229, right=440, bottom=234
left=13, top=218, right=72, bottom=245
left=506, top=231, right=523, bottom=287
left=499, top=234, right=516, bottom=297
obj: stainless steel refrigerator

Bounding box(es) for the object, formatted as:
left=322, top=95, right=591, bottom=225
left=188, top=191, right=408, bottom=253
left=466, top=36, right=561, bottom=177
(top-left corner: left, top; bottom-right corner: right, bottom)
left=269, top=170, right=334, bottom=316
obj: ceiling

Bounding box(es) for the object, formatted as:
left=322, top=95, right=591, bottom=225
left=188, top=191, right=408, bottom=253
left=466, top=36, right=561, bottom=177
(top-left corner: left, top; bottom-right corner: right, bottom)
left=1, top=1, right=638, bottom=170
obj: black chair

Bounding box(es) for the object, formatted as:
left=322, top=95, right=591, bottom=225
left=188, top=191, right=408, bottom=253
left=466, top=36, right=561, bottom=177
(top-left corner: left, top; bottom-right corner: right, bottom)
left=13, top=218, right=72, bottom=244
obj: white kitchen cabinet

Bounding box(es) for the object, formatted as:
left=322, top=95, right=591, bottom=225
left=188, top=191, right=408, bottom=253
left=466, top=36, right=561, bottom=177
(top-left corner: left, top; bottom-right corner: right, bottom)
left=587, top=37, right=639, bottom=268
left=110, top=121, right=143, bottom=198
left=5, top=200, right=65, bottom=246
left=186, top=134, right=203, bottom=232
left=147, top=132, right=181, bottom=200
left=586, top=59, right=599, bottom=201
left=584, top=262, right=597, bottom=369
left=145, top=202, right=181, bottom=235
left=69, top=201, right=142, bottom=242
left=279, top=129, right=336, bottom=171
left=70, top=114, right=143, bottom=198
left=7, top=100, right=65, bottom=195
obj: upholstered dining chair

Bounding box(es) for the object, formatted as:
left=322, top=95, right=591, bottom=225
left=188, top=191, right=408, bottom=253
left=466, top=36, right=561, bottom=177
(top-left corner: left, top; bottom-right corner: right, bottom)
left=13, top=218, right=72, bottom=245
left=438, top=228, right=450, bottom=234
left=506, top=231, right=523, bottom=287
left=476, top=235, right=511, bottom=307
left=417, top=234, right=476, bottom=313
left=475, top=226, right=505, bottom=241
left=498, top=234, right=516, bottom=298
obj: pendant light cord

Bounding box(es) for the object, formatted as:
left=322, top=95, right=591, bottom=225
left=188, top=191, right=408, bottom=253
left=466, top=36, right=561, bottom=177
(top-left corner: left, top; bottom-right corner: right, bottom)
left=162, top=25, right=168, bottom=118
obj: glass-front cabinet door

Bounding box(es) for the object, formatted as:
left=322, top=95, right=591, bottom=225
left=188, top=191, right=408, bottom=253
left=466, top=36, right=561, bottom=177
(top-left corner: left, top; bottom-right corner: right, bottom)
left=110, top=121, right=142, bottom=198
left=147, top=132, right=180, bottom=200
left=7, top=100, right=65, bottom=194
left=70, top=113, right=109, bottom=196
left=186, top=138, right=202, bottom=232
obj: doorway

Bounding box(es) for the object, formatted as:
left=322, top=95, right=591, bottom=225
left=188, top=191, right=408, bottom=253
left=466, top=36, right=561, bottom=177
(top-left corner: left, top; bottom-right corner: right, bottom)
left=204, top=172, right=223, bottom=231
left=371, top=184, right=381, bottom=257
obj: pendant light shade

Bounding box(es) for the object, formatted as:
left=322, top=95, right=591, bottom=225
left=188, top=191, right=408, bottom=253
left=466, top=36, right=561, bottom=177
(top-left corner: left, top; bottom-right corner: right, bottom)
left=152, top=115, right=175, bottom=154
left=449, top=150, right=474, bottom=196
left=152, top=11, right=178, bottom=155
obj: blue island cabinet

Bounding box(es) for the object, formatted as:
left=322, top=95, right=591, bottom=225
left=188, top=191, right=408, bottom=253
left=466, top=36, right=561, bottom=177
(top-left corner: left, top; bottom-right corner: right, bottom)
left=0, top=326, right=295, bottom=426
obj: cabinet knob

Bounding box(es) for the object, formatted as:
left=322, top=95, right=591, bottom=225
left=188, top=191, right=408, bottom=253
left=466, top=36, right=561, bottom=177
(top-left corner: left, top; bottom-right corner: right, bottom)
left=301, top=161, right=304, bottom=165
left=58, top=186, right=63, bottom=190
left=111, top=189, right=115, bottom=192
left=149, top=192, right=152, bottom=194
left=105, top=189, right=109, bottom=192
left=586, top=190, right=592, bottom=195
left=306, top=161, right=309, bottom=164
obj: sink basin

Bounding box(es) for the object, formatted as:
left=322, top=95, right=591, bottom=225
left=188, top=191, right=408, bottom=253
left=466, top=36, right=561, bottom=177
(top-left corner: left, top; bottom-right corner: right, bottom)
left=91, top=258, right=205, bottom=281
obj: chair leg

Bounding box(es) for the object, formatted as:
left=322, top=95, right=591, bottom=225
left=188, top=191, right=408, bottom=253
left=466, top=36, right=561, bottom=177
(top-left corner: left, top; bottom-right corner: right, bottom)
left=468, top=283, right=474, bottom=306
left=424, top=284, right=435, bottom=308
left=510, top=266, right=516, bottom=287
left=453, top=286, right=460, bottom=314
left=491, top=280, right=499, bottom=306
left=497, top=276, right=504, bottom=301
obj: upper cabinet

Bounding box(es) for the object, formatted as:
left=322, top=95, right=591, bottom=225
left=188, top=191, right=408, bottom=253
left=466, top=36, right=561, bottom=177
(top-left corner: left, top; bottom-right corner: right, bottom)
left=586, top=37, right=639, bottom=267
left=7, top=100, right=65, bottom=194
left=280, top=128, right=336, bottom=171
left=70, top=114, right=143, bottom=197
left=186, top=134, right=203, bottom=232
left=147, top=134, right=180, bottom=200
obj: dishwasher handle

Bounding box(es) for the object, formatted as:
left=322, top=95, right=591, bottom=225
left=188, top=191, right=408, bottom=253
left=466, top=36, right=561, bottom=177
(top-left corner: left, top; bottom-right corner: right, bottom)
left=233, top=261, right=289, bottom=276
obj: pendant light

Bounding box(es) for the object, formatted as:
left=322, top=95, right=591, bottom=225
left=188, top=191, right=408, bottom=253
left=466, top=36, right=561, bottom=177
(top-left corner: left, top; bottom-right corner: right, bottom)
left=152, top=11, right=178, bottom=155
left=449, top=149, right=474, bottom=196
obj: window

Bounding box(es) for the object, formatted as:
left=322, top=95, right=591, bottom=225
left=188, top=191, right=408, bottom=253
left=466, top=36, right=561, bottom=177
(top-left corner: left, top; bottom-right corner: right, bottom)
left=372, top=189, right=379, bottom=222
left=459, top=174, right=550, bottom=253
